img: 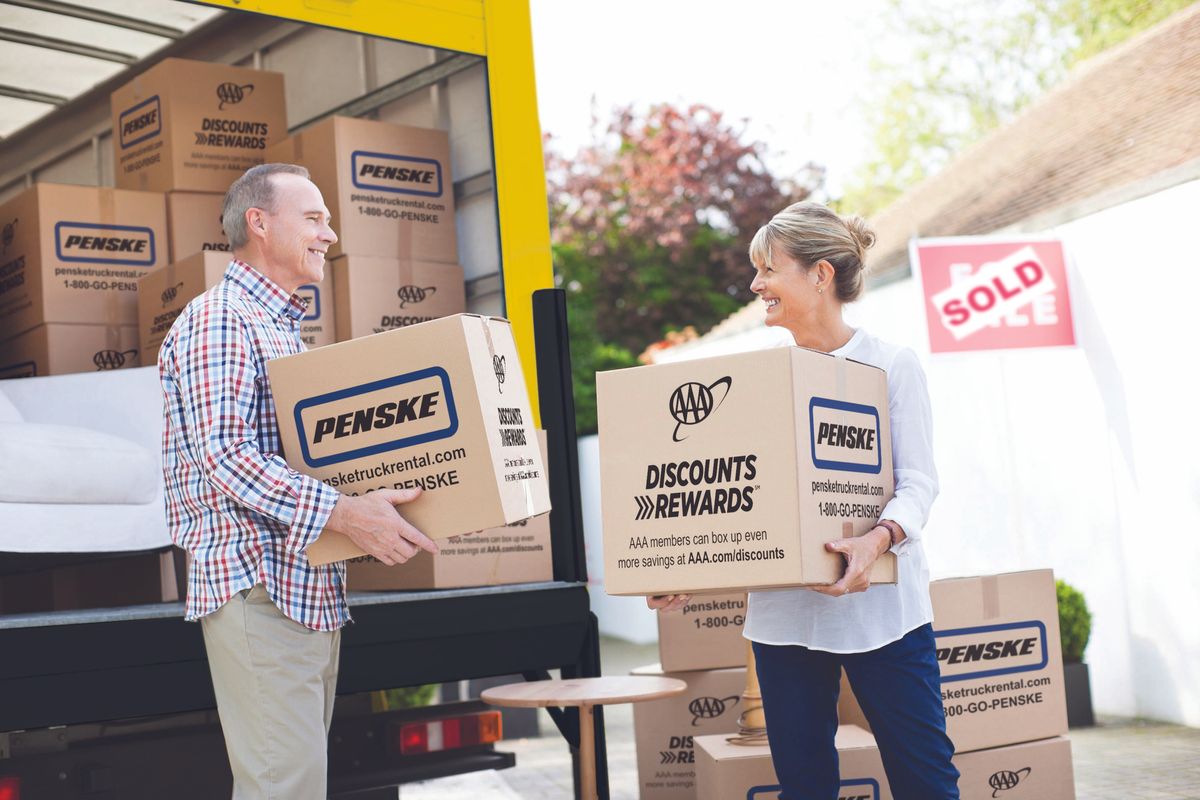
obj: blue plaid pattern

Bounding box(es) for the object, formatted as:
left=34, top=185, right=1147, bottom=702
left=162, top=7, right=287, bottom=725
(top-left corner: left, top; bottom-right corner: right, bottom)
left=160, top=259, right=347, bottom=631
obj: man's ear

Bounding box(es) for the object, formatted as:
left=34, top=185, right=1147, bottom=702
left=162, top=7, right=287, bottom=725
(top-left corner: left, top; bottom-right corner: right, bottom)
left=245, top=207, right=268, bottom=240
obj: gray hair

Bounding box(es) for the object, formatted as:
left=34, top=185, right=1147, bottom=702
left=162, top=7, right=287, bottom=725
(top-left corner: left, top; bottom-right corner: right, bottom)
left=221, top=163, right=311, bottom=249
left=749, top=201, right=876, bottom=303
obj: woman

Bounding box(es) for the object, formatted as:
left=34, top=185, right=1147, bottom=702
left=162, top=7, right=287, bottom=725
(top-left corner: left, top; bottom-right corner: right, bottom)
left=650, top=201, right=959, bottom=799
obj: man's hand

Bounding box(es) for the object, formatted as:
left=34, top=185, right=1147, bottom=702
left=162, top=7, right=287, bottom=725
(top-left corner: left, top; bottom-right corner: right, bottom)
left=809, top=527, right=891, bottom=598
left=323, top=488, right=438, bottom=566
left=647, top=594, right=692, bottom=613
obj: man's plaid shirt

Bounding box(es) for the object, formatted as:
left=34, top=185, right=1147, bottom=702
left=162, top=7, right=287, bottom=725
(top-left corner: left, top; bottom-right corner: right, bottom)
left=159, top=259, right=347, bottom=631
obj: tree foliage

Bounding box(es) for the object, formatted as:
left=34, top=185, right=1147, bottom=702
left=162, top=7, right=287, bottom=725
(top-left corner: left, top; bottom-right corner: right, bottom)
left=547, top=103, right=815, bottom=433
left=840, top=0, right=1197, bottom=217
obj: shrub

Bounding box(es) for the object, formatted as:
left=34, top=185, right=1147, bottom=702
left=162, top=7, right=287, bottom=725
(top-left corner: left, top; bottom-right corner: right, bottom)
left=1056, top=579, right=1092, bottom=663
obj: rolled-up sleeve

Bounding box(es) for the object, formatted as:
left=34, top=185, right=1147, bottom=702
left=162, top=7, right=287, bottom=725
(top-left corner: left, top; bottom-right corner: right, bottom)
left=880, top=347, right=938, bottom=555
left=176, top=300, right=339, bottom=556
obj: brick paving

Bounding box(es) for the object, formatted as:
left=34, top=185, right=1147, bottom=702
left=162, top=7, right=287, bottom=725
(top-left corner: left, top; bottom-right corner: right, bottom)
left=401, top=637, right=1200, bottom=799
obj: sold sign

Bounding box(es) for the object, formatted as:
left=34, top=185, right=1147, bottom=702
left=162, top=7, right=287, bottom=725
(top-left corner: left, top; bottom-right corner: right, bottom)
left=913, top=237, right=1076, bottom=354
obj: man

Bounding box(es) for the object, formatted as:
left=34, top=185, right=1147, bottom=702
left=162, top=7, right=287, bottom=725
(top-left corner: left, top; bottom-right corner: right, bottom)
left=159, top=163, right=438, bottom=799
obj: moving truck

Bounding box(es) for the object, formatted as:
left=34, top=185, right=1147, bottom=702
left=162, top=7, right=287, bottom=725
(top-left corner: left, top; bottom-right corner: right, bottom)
left=0, top=2, right=608, bottom=797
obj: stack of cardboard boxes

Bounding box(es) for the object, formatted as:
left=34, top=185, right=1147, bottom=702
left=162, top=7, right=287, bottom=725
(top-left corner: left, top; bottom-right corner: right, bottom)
left=0, top=56, right=471, bottom=378
left=0, top=184, right=167, bottom=377
left=632, top=592, right=749, bottom=800
left=265, top=114, right=466, bottom=344
left=688, top=570, right=1075, bottom=799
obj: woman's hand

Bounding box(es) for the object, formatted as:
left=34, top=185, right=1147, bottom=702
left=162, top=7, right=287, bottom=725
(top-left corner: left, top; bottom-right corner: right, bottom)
left=647, top=594, right=692, bottom=613
left=809, top=528, right=891, bottom=597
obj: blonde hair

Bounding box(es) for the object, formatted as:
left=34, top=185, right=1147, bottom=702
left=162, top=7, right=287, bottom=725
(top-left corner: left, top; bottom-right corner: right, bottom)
left=748, top=201, right=875, bottom=303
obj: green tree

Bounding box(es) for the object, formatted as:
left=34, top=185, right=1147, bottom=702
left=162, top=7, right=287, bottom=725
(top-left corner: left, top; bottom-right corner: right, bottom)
left=546, top=103, right=816, bottom=434
left=841, top=0, right=1197, bottom=217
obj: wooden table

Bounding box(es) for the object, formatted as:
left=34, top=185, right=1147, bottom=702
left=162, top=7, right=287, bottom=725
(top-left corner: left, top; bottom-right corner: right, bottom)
left=482, top=676, right=687, bottom=799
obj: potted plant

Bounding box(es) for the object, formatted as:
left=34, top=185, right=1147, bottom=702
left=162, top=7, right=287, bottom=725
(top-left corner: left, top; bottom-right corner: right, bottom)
left=1057, top=579, right=1095, bottom=727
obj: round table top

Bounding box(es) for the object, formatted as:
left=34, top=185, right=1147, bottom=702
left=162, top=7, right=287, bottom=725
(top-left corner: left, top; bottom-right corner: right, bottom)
left=481, top=676, right=688, bottom=708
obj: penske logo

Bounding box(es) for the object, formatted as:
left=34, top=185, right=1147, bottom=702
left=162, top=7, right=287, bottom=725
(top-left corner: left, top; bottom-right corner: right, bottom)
left=747, top=780, right=878, bottom=800
left=351, top=151, right=444, bottom=197
left=934, top=620, right=1049, bottom=682
left=93, top=349, right=138, bottom=370
left=216, top=82, right=253, bottom=109
left=688, top=695, right=739, bottom=726
left=119, top=95, right=162, bottom=149
left=809, top=397, right=881, bottom=474
left=55, top=222, right=156, bottom=266
left=293, top=367, right=458, bottom=469
left=296, top=284, right=321, bottom=322
left=670, top=376, right=732, bottom=442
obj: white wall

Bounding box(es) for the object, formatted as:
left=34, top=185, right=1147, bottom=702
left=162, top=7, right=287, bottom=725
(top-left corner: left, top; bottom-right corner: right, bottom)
left=606, top=178, right=1200, bottom=726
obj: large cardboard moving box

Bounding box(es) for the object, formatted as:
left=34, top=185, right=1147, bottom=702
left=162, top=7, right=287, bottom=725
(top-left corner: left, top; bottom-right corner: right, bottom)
left=658, top=593, right=748, bottom=673
left=597, top=348, right=896, bottom=596
left=954, top=736, right=1075, bottom=800
left=931, top=570, right=1068, bottom=753
left=166, top=192, right=229, bottom=261
left=268, top=314, right=550, bottom=564
left=632, top=664, right=747, bottom=800
left=695, top=725, right=890, bottom=800
left=265, top=116, right=457, bottom=263
left=331, top=255, right=465, bottom=341
left=838, top=569, right=1067, bottom=755
left=348, top=511, right=552, bottom=590
left=138, top=253, right=334, bottom=364
left=0, top=184, right=168, bottom=341
left=111, top=58, right=288, bottom=193
left=0, top=323, right=139, bottom=378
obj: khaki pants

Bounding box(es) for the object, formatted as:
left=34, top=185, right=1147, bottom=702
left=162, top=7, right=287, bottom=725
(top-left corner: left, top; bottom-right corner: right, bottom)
left=201, top=585, right=341, bottom=800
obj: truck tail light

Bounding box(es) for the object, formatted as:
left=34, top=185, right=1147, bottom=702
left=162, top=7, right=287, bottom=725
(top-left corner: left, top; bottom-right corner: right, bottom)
left=0, top=776, right=20, bottom=800
left=396, top=711, right=503, bottom=755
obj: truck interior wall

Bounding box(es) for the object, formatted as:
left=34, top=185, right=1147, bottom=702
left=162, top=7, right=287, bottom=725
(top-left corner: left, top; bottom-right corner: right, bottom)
left=0, top=14, right=504, bottom=315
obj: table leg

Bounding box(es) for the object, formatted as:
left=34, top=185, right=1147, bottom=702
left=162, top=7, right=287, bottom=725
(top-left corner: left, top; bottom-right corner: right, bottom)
left=578, top=702, right=597, bottom=800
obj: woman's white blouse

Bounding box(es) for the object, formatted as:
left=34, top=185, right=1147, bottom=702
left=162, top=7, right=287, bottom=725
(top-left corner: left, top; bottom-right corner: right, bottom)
left=744, top=328, right=938, bottom=653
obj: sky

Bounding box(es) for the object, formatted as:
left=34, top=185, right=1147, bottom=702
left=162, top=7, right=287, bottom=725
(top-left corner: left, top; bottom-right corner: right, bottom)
left=528, top=0, right=890, bottom=196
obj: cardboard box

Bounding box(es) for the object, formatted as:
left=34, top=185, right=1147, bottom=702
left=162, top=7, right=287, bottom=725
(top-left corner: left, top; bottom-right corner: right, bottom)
left=137, top=250, right=227, bottom=364
left=111, top=58, right=288, bottom=193
left=166, top=192, right=229, bottom=261
left=268, top=314, right=551, bottom=564
left=330, top=255, right=465, bottom=342
left=695, top=725, right=891, bottom=800
left=348, top=511, right=552, bottom=590
left=658, top=593, right=748, bottom=673
left=632, top=663, right=747, bottom=800
left=597, top=347, right=896, bottom=596
left=137, top=252, right=334, bottom=364
left=838, top=570, right=1068, bottom=754
left=0, top=183, right=168, bottom=340
left=954, top=736, right=1075, bottom=800
left=265, top=116, right=457, bottom=262
left=0, top=323, right=139, bottom=378
left=0, top=551, right=179, bottom=614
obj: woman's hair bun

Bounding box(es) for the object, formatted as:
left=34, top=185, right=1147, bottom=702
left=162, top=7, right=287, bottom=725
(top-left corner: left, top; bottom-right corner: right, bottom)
left=846, top=215, right=876, bottom=255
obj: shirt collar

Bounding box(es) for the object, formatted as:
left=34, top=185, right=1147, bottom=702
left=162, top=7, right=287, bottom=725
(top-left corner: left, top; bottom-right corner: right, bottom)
left=224, top=259, right=309, bottom=322
left=829, top=327, right=865, bottom=357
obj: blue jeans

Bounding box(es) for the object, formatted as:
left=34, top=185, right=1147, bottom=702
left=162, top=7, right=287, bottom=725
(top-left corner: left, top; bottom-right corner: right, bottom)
left=752, top=624, right=960, bottom=800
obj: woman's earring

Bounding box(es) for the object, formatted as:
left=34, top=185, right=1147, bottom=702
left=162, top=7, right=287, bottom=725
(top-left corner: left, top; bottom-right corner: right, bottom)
left=817, top=286, right=824, bottom=294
